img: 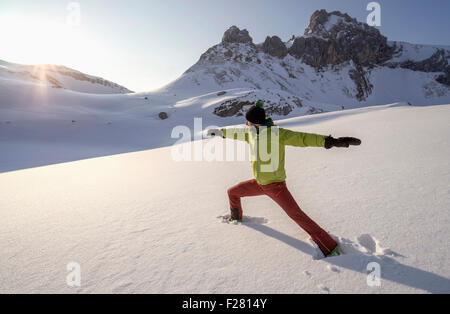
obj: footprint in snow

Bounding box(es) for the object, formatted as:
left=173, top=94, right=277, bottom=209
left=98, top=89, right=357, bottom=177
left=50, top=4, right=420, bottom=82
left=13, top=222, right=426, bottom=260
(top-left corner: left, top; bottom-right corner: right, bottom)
left=308, top=234, right=403, bottom=260
left=357, top=234, right=377, bottom=254
left=303, top=270, right=312, bottom=278
left=317, top=284, right=330, bottom=294
left=335, top=234, right=404, bottom=258
left=217, top=215, right=269, bottom=225
left=327, top=265, right=340, bottom=273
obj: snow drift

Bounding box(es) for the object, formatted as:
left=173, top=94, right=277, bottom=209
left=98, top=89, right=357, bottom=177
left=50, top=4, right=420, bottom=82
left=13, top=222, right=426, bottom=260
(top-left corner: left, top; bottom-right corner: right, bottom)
left=0, top=103, right=449, bottom=293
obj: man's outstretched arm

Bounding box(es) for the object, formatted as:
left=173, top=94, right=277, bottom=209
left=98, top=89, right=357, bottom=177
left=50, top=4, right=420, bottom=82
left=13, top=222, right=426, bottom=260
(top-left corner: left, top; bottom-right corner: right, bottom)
left=281, top=128, right=361, bottom=148
left=207, top=128, right=249, bottom=142
left=281, top=128, right=327, bottom=147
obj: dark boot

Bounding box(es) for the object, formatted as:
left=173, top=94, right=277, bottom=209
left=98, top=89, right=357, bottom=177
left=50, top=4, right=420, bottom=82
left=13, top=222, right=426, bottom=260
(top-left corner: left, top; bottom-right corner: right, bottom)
left=229, top=208, right=242, bottom=222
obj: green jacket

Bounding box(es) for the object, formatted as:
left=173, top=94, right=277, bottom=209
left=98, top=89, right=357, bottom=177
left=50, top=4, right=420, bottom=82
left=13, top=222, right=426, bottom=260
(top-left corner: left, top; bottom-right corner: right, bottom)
left=221, top=123, right=326, bottom=185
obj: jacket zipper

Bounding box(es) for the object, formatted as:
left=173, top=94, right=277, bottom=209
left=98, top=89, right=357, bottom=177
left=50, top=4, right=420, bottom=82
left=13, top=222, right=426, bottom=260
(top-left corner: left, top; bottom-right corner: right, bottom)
left=256, top=133, right=261, bottom=184
left=256, top=129, right=277, bottom=183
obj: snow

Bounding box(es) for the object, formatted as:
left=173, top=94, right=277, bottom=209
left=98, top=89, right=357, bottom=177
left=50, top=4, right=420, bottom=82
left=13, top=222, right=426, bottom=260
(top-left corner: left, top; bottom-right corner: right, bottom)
left=0, top=40, right=449, bottom=293
left=0, top=102, right=449, bottom=293
left=0, top=59, right=131, bottom=94
left=389, top=41, right=450, bottom=63
left=324, top=15, right=342, bottom=31
left=285, top=39, right=295, bottom=49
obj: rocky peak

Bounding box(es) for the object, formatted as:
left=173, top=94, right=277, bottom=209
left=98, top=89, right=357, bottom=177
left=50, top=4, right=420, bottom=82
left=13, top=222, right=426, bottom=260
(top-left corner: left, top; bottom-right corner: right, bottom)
left=304, top=10, right=358, bottom=38
left=222, top=26, right=253, bottom=45
left=262, top=36, right=288, bottom=58
left=289, top=9, right=394, bottom=68
left=303, top=9, right=388, bottom=47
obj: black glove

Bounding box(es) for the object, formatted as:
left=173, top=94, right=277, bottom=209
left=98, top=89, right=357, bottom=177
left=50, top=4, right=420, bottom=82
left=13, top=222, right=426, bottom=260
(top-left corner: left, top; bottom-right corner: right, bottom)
left=207, top=129, right=223, bottom=137
left=324, top=135, right=361, bottom=149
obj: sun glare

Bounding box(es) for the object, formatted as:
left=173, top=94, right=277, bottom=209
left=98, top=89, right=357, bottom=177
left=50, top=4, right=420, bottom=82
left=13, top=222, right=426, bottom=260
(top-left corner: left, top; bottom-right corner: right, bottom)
left=0, top=14, right=99, bottom=68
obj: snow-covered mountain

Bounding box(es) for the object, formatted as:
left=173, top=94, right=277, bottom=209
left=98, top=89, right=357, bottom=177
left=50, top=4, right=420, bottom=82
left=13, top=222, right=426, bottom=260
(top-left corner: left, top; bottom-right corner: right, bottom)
left=154, top=9, right=450, bottom=117
left=0, top=59, right=132, bottom=94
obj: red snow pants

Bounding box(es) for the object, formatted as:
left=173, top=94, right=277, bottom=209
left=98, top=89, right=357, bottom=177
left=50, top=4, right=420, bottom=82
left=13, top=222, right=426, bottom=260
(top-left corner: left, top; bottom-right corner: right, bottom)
left=227, top=179, right=337, bottom=255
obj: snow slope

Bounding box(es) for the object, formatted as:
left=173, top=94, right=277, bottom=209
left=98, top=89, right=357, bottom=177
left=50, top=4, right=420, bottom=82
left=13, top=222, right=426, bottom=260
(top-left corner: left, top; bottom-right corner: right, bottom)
left=0, top=68, right=448, bottom=175
left=389, top=41, right=450, bottom=63
left=1, top=103, right=449, bottom=293
left=0, top=59, right=132, bottom=94
left=0, top=74, right=382, bottom=173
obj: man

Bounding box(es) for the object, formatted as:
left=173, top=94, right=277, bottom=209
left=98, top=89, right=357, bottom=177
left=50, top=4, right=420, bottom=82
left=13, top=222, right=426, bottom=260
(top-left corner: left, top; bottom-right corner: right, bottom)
left=207, top=100, right=361, bottom=257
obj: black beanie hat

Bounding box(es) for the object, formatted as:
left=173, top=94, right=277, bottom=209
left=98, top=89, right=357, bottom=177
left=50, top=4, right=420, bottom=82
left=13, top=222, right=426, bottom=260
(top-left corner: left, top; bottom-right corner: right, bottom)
left=246, top=100, right=266, bottom=124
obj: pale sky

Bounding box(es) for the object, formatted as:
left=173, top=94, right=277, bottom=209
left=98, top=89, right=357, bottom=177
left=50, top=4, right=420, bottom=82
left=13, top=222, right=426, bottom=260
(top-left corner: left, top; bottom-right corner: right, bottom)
left=1, top=0, right=449, bottom=92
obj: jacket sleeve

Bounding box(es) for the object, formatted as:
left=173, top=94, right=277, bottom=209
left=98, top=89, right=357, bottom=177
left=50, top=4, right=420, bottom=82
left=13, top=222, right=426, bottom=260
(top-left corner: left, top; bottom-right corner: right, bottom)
left=221, top=128, right=249, bottom=142
left=281, top=128, right=326, bottom=147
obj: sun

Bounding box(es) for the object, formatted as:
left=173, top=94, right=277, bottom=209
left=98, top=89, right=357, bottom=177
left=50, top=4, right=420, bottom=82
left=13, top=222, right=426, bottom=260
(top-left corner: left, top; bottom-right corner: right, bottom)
left=0, top=14, right=98, bottom=67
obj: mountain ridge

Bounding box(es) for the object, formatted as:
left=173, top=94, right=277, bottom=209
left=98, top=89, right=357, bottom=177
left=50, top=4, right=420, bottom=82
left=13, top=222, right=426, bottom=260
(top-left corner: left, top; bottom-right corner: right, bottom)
left=0, top=59, right=133, bottom=94
left=152, top=9, right=449, bottom=118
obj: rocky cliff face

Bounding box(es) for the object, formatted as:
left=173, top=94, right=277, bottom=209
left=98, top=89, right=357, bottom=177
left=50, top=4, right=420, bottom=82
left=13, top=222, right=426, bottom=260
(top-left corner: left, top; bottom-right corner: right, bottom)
left=262, top=36, right=288, bottom=58
left=291, top=10, right=395, bottom=68
left=294, top=10, right=449, bottom=88
left=212, top=91, right=303, bottom=118
left=284, top=10, right=395, bottom=99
